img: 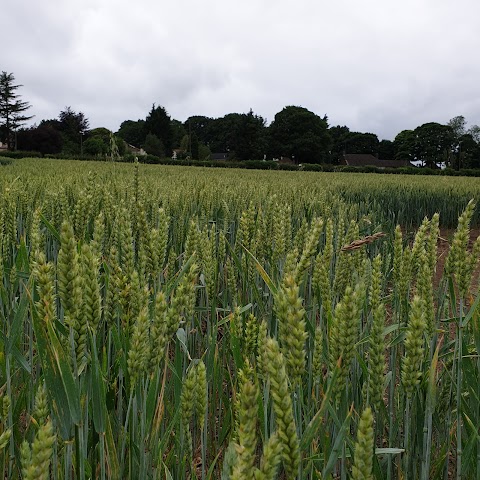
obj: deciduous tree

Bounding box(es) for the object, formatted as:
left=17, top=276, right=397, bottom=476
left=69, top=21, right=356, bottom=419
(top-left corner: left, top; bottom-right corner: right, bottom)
left=58, top=107, right=90, bottom=154
left=234, top=109, right=266, bottom=160
left=269, top=106, right=331, bottom=163
left=414, top=122, right=454, bottom=168
left=144, top=133, right=165, bottom=157
left=377, top=139, right=395, bottom=159
left=16, top=124, right=62, bottom=154
left=117, top=120, right=146, bottom=147
left=394, top=129, right=416, bottom=162
left=344, top=132, right=379, bottom=155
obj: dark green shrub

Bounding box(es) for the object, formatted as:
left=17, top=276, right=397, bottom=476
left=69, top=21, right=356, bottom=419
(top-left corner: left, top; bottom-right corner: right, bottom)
left=0, top=150, right=42, bottom=159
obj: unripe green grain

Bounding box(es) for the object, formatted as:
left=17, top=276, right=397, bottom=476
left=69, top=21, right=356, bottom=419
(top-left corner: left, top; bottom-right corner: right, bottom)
left=149, top=291, right=169, bottom=370
left=263, top=337, right=300, bottom=478
left=180, top=361, right=205, bottom=459
left=194, top=360, right=207, bottom=428
left=20, top=440, right=31, bottom=478
left=323, top=218, right=334, bottom=266
left=351, top=407, right=374, bottom=480
left=293, top=217, right=308, bottom=253
left=168, top=262, right=198, bottom=335
left=218, top=228, right=227, bottom=266
left=33, top=253, right=56, bottom=325
left=231, top=378, right=259, bottom=480
left=0, top=429, right=11, bottom=450
left=276, top=273, right=307, bottom=387
left=445, top=199, right=475, bottom=299
left=2, top=395, right=10, bottom=419
left=244, top=314, right=259, bottom=359
left=411, top=217, right=430, bottom=269
left=164, top=248, right=177, bottom=280
left=313, top=251, right=332, bottom=321
left=127, top=307, right=151, bottom=388
left=200, top=225, right=216, bottom=300
left=180, top=364, right=196, bottom=424
left=329, top=283, right=364, bottom=401
left=283, top=248, right=298, bottom=280
left=401, top=295, right=426, bottom=398
left=29, top=208, right=43, bottom=260
left=184, top=219, right=199, bottom=266
left=57, top=220, right=82, bottom=325
left=255, top=433, right=283, bottom=480
left=398, top=245, right=413, bottom=301
left=295, top=217, right=323, bottom=284
left=24, top=420, right=56, bottom=480
left=34, top=383, right=49, bottom=426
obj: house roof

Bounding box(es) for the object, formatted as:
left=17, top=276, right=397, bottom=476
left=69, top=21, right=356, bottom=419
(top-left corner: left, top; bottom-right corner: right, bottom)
left=127, top=143, right=141, bottom=151
left=341, top=154, right=412, bottom=168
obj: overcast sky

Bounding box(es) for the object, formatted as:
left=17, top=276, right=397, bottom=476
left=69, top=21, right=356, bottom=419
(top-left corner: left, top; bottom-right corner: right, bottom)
left=3, top=0, right=480, bottom=140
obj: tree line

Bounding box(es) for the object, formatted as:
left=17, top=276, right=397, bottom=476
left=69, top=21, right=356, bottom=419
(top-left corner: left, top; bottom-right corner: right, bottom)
left=1, top=71, right=480, bottom=167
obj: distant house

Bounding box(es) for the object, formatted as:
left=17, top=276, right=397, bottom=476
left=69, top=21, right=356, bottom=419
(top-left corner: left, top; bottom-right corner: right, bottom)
left=340, top=154, right=413, bottom=168
left=126, top=144, right=147, bottom=156
left=0, top=142, right=7, bottom=150
left=409, top=159, right=445, bottom=169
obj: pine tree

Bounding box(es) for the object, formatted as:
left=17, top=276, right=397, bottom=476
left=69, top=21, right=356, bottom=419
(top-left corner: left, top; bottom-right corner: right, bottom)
left=0, top=72, right=33, bottom=149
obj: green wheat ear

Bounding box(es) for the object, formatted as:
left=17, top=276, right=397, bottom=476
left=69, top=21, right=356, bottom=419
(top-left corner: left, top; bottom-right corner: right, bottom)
left=33, top=382, right=49, bottom=426
left=352, top=407, right=374, bottom=480
left=194, top=360, right=208, bottom=428
left=149, top=291, right=169, bottom=370
left=180, top=359, right=207, bottom=462
left=275, top=273, right=307, bottom=387
left=295, top=217, right=323, bottom=284
left=255, top=433, right=283, bottom=480
left=33, top=252, right=56, bottom=325
left=263, top=337, right=300, bottom=478
left=0, top=429, right=11, bottom=450
left=401, top=295, right=426, bottom=398
left=231, top=378, right=259, bottom=480
left=127, top=306, right=151, bottom=389
left=329, top=282, right=364, bottom=402
left=57, top=219, right=82, bottom=324
left=445, top=199, right=476, bottom=298
left=22, top=420, right=56, bottom=480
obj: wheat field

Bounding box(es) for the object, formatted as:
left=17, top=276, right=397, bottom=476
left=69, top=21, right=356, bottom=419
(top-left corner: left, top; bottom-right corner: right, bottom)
left=0, top=158, right=479, bottom=479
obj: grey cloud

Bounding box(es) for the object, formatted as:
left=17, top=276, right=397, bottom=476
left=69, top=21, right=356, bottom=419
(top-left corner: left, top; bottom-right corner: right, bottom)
left=3, top=0, right=480, bottom=139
